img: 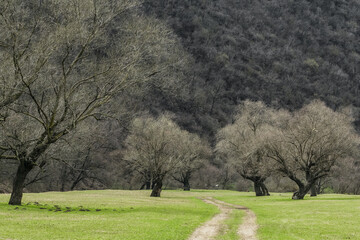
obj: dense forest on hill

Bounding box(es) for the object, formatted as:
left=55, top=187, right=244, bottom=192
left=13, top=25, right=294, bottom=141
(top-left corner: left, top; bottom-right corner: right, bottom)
left=144, top=0, right=360, bottom=134
left=1, top=0, right=359, bottom=196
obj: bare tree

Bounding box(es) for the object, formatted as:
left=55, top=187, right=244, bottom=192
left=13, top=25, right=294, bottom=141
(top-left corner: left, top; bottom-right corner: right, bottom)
left=216, top=100, right=280, bottom=196
left=267, top=100, right=360, bottom=199
left=171, top=133, right=211, bottom=191
left=124, top=115, right=204, bottom=197
left=55, top=145, right=107, bottom=192
left=0, top=0, right=185, bottom=205
left=329, top=157, right=360, bottom=195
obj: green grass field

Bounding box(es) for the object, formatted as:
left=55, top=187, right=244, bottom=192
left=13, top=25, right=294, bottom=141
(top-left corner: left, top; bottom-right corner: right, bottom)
left=0, top=190, right=359, bottom=240
left=214, top=192, right=360, bottom=240
left=0, top=190, right=218, bottom=240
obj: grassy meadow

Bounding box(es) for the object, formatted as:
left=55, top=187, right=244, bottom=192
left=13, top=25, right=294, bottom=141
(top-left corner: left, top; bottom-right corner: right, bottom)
left=0, top=190, right=218, bottom=240
left=0, top=190, right=359, bottom=240
left=215, top=192, right=360, bottom=240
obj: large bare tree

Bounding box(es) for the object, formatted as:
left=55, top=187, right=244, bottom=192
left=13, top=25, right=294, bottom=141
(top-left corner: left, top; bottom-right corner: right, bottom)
left=216, top=100, right=282, bottom=196
left=267, top=100, right=360, bottom=199
left=0, top=0, right=185, bottom=205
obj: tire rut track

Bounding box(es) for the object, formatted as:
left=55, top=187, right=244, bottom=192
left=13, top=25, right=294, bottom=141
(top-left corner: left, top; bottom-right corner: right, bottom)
left=188, top=197, right=258, bottom=240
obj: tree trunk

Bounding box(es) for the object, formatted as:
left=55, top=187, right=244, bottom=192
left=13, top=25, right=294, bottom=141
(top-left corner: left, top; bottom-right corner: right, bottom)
left=310, top=184, right=317, bottom=197
left=306, top=172, right=317, bottom=197
left=60, top=181, right=66, bottom=192
left=9, top=161, right=33, bottom=205
left=173, top=171, right=192, bottom=191
left=254, top=181, right=264, bottom=196
left=183, top=178, right=190, bottom=191
left=182, top=171, right=191, bottom=191
left=60, top=166, right=68, bottom=192
left=292, top=183, right=313, bottom=200
left=292, top=189, right=306, bottom=200
left=221, top=166, right=230, bottom=189
left=316, top=180, right=322, bottom=194
left=70, top=177, right=83, bottom=191
left=291, top=172, right=315, bottom=200
left=249, top=177, right=270, bottom=196
left=140, top=170, right=152, bottom=190
left=260, top=181, right=270, bottom=196
left=145, top=180, right=151, bottom=190
left=150, top=179, right=163, bottom=197
left=140, top=180, right=151, bottom=190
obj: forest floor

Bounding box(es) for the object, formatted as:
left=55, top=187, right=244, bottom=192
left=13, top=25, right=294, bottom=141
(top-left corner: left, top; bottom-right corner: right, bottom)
left=0, top=190, right=359, bottom=240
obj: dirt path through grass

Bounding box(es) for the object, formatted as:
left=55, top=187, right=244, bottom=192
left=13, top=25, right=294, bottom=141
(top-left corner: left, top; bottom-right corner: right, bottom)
left=213, top=199, right=258, bottom=240
left=188, top=197, right=258, bottom=240
left=188, top=197, right=232, bottom=240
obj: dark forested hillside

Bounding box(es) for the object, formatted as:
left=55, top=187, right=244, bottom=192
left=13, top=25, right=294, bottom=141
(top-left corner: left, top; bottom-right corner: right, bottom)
left=144, top=0, right=360, bottom=133
left=1, top=0, right=359, bottom=195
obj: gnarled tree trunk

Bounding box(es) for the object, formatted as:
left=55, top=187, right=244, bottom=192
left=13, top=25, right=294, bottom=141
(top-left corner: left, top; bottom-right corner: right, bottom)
left=292, top=188, right=307, bottom=200
left=254, top=181, right=263, bottom=196
left=150, top=178, right=163, bottom=197
left=292, top=182, right=314, bottom=200
left=260, top=181, right=270, bottom=196
left=243, top=174, right=270, bottom=196
left=9, top=161, right=34, bottom=205
left=253, top=180, right=270, bottom=196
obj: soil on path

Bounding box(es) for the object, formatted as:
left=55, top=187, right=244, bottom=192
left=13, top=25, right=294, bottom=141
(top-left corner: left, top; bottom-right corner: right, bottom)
left=213, top=199, right=258, bottom=240
left=188, top=197, right=258, bottom=240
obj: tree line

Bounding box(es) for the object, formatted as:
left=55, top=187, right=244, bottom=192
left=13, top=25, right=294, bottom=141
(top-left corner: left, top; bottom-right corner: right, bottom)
left=1, top=0, right=360, bottom=205
left=121, top=100, right=359, bottom=199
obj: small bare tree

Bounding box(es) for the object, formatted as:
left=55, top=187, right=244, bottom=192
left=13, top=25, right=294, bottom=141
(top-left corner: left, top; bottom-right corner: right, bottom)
left=330, top=157, right=360, bottom=194
left=267, top=100, right=360, bottom=199
left=0, top=0, right=185, bottom=205
left=124, top=115, right=203, bottom=197
left=171, top=133, right=211, bottom=191
left=216, top=100, right=280, bottom=196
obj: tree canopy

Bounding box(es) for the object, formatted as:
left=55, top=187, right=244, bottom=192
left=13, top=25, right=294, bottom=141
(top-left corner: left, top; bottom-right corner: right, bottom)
left=267, top=100, right=360, bottom=199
